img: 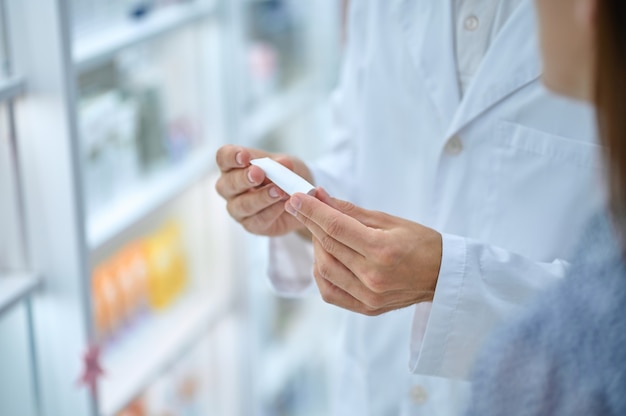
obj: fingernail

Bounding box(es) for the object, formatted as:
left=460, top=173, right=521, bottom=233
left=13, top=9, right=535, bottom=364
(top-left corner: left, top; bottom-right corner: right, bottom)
left=269, top=187, right=281, bottom=198
left=247, top=169, right=256, bottom=184
left=291, top=195, right=302, bottom=210
left=285, top=201, right=297, bottom=216
left=236, top=152, right=244, bottom=166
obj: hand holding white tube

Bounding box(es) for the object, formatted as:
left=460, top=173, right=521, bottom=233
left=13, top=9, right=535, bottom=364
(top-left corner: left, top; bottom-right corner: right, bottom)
left=215, top=145, right=314, bottom=236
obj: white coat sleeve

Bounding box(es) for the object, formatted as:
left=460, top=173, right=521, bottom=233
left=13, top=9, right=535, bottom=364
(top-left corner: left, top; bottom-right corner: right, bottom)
left=265, top=2, right=363, bottom=296
left=409, top=233, right=570, bottom=379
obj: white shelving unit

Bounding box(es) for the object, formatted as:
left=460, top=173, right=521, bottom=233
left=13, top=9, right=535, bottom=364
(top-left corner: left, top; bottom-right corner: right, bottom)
left=2, top=0, right=340, bottom=414
left=9, top=1, right=241, bottom=415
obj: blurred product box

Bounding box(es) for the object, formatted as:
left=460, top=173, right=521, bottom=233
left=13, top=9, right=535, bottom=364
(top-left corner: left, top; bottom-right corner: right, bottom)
left=92, top=220, right=188, bottom=344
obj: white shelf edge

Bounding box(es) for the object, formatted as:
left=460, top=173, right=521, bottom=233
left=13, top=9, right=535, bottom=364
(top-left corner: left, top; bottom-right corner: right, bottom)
left=99, top=289, right=233, bottom=416
left=73, top=1, right=218, bottom=74
left=0, top=274, right=41, bottom=316
left=243, top=81, right=316, bottom=145
left=87, top=149, right=214, bottom=252
left=0, top=76, right=26, bottom=102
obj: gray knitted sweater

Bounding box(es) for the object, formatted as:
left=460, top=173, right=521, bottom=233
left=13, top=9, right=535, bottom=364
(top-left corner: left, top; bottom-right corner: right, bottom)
left=465, top=212, right=626, bottom=415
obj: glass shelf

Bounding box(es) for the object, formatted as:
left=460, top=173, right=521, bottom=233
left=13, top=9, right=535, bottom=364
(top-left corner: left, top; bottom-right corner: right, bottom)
left=73, top=0, right=217, bottom=74
left=0, top=274, right=40, bottom=316
left=0, top=76, right=25, bottom=102
left=87, top=149, right=214, bottom=251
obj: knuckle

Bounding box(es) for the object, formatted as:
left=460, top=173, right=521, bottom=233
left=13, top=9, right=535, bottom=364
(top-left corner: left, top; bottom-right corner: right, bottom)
left=360, top=305, right=380, bottom=317
left=375, top=245, right=399, bottom=267
left=364, top=293, right=385, bottom=310
left=241, top=216, right=264, bottom=235
left=226, top=201, right=245, bottom=223
left=215, top=145, right=232, bottom=167
left=255, top=204, right=279, bottom=224
left=314, top=269, right=337, bottom=305
left=215, top=147, right=225, bottom=166
left=338, top=200, right=357, bottom=214
left=215, top=177, right=227, bottom=197
left=318, top=286, right=337, bottom=305
left=325, top=216, right=343, bottom=238
left=361, top=270, right=386, bottom=294
left=238, top=196, right=257, bottom=217
left=319, top=234, right=337, bottom=254
left=320, top=289, right=335, bottom=305
left=316, top=261, right=331, bottom=280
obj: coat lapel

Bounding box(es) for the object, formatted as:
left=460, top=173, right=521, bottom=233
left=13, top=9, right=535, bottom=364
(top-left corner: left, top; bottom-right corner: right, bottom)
left=445, top=0, right=541, bottom=137
left=396, top=0, right=461, bottom=131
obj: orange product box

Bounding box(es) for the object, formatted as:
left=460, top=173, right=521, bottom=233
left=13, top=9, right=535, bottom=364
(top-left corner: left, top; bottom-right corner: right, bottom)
left=92, top=263, right=123, bottom=340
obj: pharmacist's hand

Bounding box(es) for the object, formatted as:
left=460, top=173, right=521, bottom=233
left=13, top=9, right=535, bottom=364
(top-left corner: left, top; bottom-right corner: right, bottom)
left=215, top=145, right=313, bottom=237
left=285, top=188, right=442, bottom=316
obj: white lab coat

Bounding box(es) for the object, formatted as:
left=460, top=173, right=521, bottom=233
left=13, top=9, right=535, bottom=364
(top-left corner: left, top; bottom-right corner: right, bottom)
left=267, top=1, right=604, bottom=415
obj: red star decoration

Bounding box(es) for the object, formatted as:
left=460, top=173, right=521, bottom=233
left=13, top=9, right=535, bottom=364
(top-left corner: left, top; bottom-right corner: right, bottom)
left=77, top=344, right=105, bottom=396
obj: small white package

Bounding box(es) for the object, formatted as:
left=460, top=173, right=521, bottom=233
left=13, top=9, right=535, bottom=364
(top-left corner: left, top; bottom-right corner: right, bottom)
left=250, top=157, right=315, bottom=195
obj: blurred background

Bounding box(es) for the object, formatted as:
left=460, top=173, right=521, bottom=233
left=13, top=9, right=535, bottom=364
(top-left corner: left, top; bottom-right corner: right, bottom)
left=0, top=0, right=346, bottom=415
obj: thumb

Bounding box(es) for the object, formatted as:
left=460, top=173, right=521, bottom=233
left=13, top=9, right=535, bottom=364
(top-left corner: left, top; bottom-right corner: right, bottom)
left=314, top=187, right=383, bottom=228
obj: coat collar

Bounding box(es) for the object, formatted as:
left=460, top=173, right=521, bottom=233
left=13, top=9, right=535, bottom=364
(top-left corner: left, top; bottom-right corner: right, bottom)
left=396, top=0, right=541, bottom=137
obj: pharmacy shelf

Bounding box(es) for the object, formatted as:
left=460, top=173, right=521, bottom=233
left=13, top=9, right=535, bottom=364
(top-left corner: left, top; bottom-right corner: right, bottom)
left=259, top=299, right=333, bottom=402
left=0, top=274, right=40, bottom=316
left=0, top=76, right=25, bottom=102
left=99, top=289, right=233, bottom=416
left=87, top=149, right=214, bottom=252
left=73, top=0, right=218, bottom=74
left=243, top=81, right=316, bottom=146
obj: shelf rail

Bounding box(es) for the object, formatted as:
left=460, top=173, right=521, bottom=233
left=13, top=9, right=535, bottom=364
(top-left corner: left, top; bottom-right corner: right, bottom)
left=0, top=75, right=25, bottom=102
left=0, top=274, right=41, bottom=316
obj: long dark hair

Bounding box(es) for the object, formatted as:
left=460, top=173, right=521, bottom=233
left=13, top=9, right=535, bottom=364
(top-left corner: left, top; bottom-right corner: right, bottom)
left=595, top=1, right=626, bottom=233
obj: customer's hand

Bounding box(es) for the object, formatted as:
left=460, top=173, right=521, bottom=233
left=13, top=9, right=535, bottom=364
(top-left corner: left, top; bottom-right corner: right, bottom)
left=285, top=188, right=442, bottom=315
left=215, top=145, right=313, bottom=236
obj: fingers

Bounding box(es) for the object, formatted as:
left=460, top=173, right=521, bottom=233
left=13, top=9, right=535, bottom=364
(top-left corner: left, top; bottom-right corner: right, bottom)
left=226, top=183, right=288, bottom=222
left=312, top=238, right=384, bottom=309
left=315, top=187, right=386, bottom=228
left=216, top=165, right=268, bottom=199
left=215, top=145, right=292, bottom=173
left=216, top=145, right=247, bottom=172
left=241, top=201, right=289, bottom=235
left=313, top=238, right=362, bottom=294
left=312, top=263, right=391, bottom=317
left=216, top=146, right=298, bottom=199
left=215, top=145, right=266, bottom=200
left=288, top=196, right=364, bottom=271
left=286, top=192, right=373, bottom=256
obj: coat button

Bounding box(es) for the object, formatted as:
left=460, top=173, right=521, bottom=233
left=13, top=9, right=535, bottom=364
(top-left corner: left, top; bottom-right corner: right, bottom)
left=444, top=136, right=464, bottom=155
left=410, top=385, right=429, bottom=404
left=464, top=15, right=480, bottom=31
